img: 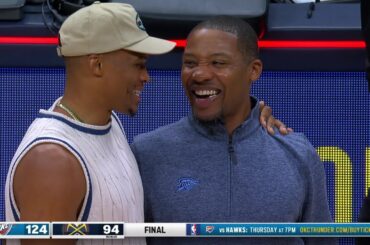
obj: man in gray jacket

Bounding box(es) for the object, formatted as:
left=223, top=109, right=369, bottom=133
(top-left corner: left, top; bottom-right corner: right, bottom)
left=131, top=16, right=334, bottom=245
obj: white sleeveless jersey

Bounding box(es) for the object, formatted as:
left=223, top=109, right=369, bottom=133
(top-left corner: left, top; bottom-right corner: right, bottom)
left=5, top=99, right=145, bottom=245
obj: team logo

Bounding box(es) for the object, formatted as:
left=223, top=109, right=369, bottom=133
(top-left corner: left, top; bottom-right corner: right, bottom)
left=0, top=224, right=11, bottom=235
left=186, top=224, right=200, bottom=236
left=191, top=224, right=198, bottom=235
left=136, top=14, right=146, bottom=31
left=65, top=223, right=88, bottom=235
left=205, top=226, right=214, bottom=233
left=176, top=177, right=199, bottom=192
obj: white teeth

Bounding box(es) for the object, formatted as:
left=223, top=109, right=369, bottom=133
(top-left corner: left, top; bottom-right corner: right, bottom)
left=133, top=90, right=141, bottom=96
left=195, top=90, right=218, bottom=96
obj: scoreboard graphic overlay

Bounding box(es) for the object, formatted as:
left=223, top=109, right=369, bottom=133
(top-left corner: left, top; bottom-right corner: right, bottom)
left=52, top=222, right=124, bottom=239
left=0, top=223, right=49, bottom=239
left=2, top=222, right=370, bottom=238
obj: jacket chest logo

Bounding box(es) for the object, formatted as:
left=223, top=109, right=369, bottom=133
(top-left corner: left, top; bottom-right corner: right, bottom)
left=176, top=177, right=199, bottom=192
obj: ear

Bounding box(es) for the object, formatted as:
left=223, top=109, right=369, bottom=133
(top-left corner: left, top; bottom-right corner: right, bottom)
left=249, top=59, right=263, bottom=82
left=88, top=54, right=103, bottom=77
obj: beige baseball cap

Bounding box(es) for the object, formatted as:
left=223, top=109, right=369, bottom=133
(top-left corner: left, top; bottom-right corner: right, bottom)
left=57, top=1, right=176, bottom=56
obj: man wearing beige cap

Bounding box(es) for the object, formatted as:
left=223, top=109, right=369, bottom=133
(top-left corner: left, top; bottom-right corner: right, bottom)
left=4, top=2, right=174, bottom=245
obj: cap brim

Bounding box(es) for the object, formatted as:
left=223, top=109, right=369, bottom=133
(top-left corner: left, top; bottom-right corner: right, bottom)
left=123, top=36, right=176, bottom=55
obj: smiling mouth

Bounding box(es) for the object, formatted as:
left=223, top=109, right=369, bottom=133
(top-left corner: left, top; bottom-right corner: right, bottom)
left=192, top=89, right=221, bottom=99
left=133, top=90, right=141, bottom=97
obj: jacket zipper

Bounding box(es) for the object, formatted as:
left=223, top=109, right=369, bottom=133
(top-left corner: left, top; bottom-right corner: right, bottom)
left=228, top=137, right=237, bottom=217
left=228, top=137, right=237, bottom=165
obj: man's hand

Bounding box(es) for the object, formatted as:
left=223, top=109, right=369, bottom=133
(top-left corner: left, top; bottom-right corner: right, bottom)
left=259, top=101, right=293, bottom=135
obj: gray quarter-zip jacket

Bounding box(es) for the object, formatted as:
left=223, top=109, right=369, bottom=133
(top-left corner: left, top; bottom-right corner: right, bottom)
left=131, top=97, right=335, bottom=245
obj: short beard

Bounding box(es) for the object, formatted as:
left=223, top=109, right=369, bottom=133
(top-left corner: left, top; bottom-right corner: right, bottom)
left=192, top=111, right=224, bottom=127
left=128, top=109, right=137, bottom=117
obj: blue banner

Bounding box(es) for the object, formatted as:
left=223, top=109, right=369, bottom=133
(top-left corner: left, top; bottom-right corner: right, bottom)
left=186, top=223, right=370, bottom=237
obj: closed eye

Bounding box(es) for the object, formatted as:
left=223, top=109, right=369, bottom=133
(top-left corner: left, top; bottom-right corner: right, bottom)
left=212, top=60, right=227, bottom=67
left=135, top=63, right=146, bottom=69
left=183, top=60, right=197, bottom=68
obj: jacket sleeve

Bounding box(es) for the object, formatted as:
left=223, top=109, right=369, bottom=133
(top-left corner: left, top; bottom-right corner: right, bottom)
left=356, top=188, right=370, bottom=245
left=301, top=141, right=337, bottom=245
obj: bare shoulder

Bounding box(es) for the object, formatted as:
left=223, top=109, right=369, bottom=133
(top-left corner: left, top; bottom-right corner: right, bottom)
left=14, top=143, right=84, bottom=182
left=13, top=143, right=86, bottom=221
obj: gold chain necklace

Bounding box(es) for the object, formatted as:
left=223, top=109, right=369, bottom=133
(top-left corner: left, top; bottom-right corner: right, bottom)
left=57, top=102, right=83, bottom=123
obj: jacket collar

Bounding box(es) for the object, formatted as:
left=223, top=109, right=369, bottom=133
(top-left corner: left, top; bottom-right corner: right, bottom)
left=188, top=96, right=261, bottom=141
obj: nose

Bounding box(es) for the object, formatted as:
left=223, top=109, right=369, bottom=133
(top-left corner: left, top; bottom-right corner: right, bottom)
left=192, top=64, right=212, bottom=82
left=141, top=69, right=150, bottom=84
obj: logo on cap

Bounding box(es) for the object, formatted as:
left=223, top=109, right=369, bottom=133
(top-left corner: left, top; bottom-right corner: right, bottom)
left=136, top=14, right=146, bottom=31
